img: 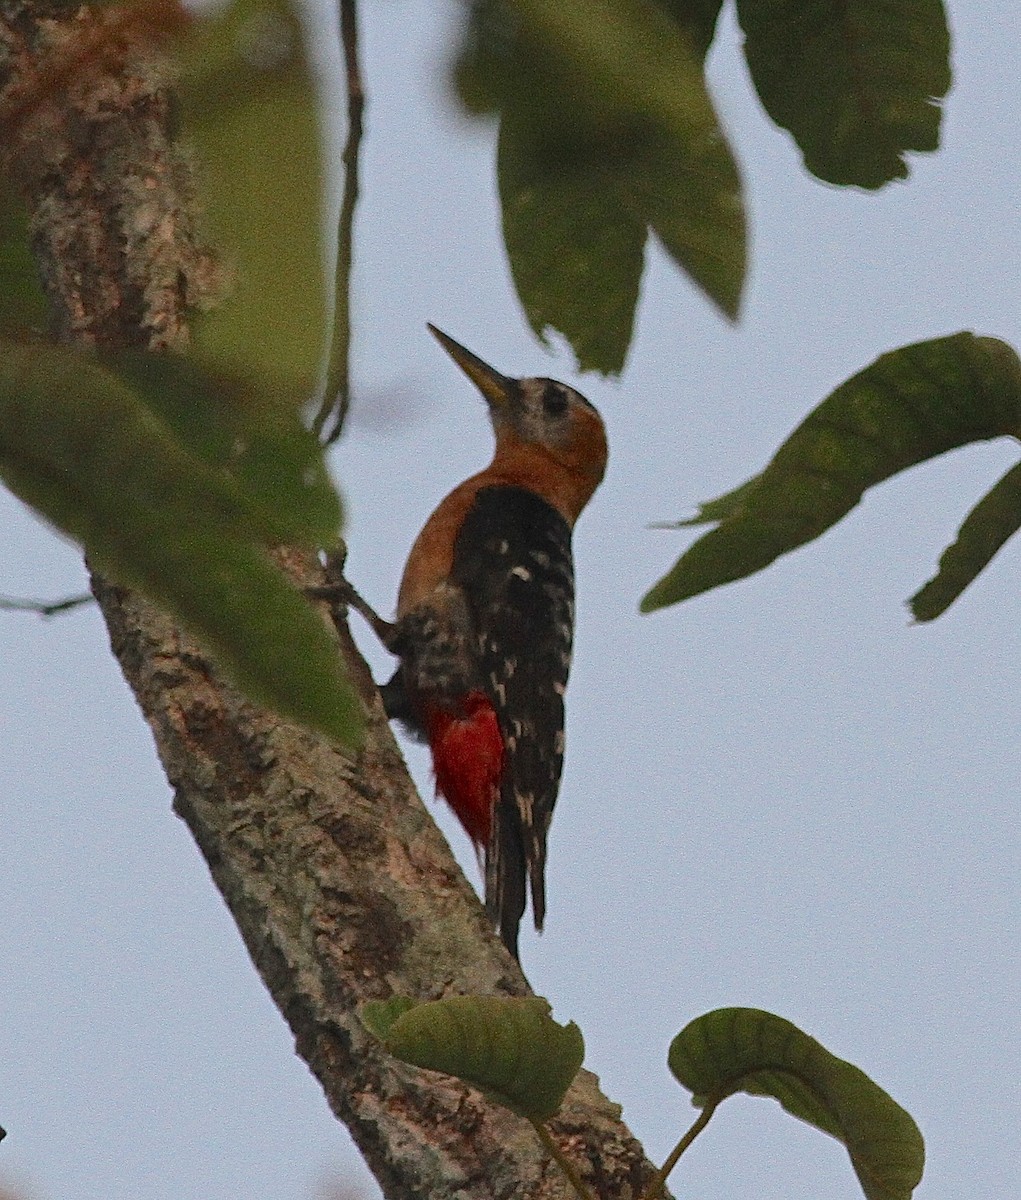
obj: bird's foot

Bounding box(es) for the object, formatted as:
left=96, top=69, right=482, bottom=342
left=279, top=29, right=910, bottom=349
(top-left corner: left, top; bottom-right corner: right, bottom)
left=308, top=546, right=399, bottom=652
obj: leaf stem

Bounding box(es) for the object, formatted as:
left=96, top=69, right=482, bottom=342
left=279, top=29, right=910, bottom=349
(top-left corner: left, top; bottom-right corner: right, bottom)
left=529, top=1118, right=597, bottom=1200
left=641, top=1095, right=720, bottom=1199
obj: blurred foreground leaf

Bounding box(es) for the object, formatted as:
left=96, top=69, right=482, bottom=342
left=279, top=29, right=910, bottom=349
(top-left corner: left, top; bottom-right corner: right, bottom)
left=0, top=343, right=358, bottom=745
left=0, top=186, right=49, bottom=336
left=178, top=0, right=327, bottom=398
left=456, top=0, right=744, bottom=373
left=642, top=333, right=1021, bottom=613
left=108, top=351, right=340, bottom=545
left=362, top=995, right=584, bottom=1121
left=661, top=0, right=725, bottom=60
left=670, top=1008, right=924, bottom=1200
left=737, top=0, right=951, bottom=188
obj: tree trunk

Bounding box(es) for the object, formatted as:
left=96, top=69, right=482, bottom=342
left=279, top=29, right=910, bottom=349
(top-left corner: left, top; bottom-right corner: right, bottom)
left=1, top=6, right=658, bottom=1196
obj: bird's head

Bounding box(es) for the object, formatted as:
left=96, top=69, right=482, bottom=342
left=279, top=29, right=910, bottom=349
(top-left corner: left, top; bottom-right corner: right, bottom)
left=428, top=324, right=608, bottom=522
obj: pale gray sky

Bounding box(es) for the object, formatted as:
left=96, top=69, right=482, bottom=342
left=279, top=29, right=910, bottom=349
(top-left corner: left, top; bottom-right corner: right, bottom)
left=3, top=2, right=1019, bottom=1198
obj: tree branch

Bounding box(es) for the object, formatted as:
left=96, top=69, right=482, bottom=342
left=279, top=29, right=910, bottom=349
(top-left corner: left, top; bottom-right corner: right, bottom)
left=3, top=5, right=660, bottom=1196
left=92, top=557, right=656, bottom=1198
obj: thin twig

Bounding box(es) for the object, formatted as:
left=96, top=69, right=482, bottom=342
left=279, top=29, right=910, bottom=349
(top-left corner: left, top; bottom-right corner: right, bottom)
left=0, top=591, right=94, bottom=617
left=315, top=0, right=364, bottom=445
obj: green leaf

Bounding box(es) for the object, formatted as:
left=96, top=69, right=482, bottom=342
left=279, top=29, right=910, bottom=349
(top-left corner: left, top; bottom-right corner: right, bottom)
left=737, top=0, right=951, bottom=188
left=642, top=333, right=1021, bottom=612
left=178, top=0, right=328, bottom=397
left=0, top=186, right=49, bottom=336
left=910, top=459, right=1021, bottom=621
left=669, top=1008, right=924, bottom=1200
left=360, top=997, right=419, bottom=1041
left=659, top=0, right=725, bottom=61
left=672, top=476, right=761, bottom=526
left=106, top=351, right=341, bottom=546
left=366, top=995, right=584, bottom=1121
left=498, top=115, right=646, bottom=374
left=0, top=342, right=359, bottom=746
left=456, top=0, right=744, bottom=372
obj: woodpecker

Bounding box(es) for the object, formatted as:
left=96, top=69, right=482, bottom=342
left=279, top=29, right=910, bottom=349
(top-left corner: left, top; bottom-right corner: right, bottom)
left=346, top=326, right=607, bottom=960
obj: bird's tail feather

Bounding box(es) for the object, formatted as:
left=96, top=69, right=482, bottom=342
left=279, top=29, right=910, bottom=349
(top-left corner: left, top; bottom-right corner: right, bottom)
left=486, top=799, right=526, bottom=961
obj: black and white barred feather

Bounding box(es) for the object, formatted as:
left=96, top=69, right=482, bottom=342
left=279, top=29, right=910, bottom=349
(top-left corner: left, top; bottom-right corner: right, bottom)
left=450, top=485, right=575, bottom=957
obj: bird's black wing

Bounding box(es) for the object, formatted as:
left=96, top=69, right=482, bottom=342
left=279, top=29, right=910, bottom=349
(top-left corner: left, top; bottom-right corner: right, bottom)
left=450, top=484, right=575, bottom=957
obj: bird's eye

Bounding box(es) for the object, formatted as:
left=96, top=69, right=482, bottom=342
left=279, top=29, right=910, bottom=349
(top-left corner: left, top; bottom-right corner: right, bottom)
left=542, top=383, right=569, bottom=417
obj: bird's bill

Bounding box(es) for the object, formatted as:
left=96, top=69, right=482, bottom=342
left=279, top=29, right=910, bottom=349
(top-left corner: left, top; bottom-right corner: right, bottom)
left=427, top=324, right=514, bottom=412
